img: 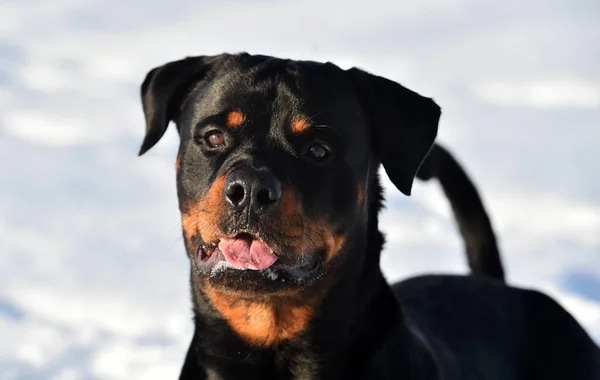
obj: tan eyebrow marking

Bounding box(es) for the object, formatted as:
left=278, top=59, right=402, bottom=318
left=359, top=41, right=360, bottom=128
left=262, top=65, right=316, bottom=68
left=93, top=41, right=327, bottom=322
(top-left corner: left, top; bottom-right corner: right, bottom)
left=291, top=115, right=310, bottom=134
left=226, top=110, right=245, bottom=129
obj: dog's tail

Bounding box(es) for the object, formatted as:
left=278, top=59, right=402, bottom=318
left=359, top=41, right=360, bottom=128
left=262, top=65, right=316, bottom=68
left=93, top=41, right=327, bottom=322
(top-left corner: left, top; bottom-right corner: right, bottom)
left=416, top=144, right=505, bottom=282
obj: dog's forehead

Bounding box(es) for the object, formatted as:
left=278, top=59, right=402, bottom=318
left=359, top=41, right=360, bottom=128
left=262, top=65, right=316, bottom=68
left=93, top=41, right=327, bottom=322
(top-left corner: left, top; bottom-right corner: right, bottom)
left=188, top=56, right=364, bottom=133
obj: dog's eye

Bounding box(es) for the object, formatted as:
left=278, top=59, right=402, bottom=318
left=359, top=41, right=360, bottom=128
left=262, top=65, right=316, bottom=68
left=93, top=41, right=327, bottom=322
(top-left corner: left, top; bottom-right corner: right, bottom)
left=307, top=144, right=329, bottom=160
left=205, top=131, right=225, bottom=147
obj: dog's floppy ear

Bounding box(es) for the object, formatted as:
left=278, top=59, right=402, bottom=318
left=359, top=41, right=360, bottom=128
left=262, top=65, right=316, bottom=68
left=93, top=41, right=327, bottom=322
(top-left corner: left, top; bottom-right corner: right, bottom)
left=348, top=68, right=441, bottom=195
left=138, top=55, right=227, bottom=156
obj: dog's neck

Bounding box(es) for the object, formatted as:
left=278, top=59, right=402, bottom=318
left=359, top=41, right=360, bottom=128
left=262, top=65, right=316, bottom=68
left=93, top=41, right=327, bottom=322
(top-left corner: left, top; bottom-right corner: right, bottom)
left=181, top=176, right=422, bottom=379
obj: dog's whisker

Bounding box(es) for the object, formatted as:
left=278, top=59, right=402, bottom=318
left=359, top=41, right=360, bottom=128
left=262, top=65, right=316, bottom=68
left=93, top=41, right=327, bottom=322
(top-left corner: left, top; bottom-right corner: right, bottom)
left=167, top=235, right=186, bottom=252
left=169, top=220, right=185, bottom=232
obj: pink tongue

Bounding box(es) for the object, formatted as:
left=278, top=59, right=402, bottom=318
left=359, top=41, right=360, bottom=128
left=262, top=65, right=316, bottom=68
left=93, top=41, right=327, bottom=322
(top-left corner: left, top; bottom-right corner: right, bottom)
left=218, top=237, right=278, bottom=270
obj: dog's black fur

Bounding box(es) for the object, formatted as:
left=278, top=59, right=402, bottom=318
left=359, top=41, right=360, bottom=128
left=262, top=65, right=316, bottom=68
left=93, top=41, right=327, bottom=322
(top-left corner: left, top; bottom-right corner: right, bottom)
left=139, top=53, right=600, bottom=379
left=416, top=144, right=505, bottom=281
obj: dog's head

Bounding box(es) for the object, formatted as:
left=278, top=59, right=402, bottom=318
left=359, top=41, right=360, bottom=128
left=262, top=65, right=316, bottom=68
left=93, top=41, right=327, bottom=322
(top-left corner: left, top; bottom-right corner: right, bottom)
left=139, top=53, right=439, bottom=300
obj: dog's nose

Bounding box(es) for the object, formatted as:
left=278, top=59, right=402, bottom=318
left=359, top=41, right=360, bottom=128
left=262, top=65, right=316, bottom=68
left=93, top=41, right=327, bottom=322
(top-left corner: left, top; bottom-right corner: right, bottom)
left=224, top=167, right=282, bottom=215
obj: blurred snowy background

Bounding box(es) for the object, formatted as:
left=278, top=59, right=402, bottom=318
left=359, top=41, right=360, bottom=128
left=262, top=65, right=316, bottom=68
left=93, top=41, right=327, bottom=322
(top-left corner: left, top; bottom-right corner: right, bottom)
left=1, top=0, right=599, bottom=379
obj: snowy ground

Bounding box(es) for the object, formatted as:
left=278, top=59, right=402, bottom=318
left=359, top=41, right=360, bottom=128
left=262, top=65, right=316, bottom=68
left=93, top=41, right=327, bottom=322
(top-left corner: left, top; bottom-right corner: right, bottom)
left=1, top=1, right=599, bottom=379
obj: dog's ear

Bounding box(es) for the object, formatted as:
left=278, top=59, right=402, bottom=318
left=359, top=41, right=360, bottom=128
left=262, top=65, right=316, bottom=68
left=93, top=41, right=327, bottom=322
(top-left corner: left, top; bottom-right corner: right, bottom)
left=348, top=68, right=441, bottom=195
left=138, top=55, right=227, bottom=156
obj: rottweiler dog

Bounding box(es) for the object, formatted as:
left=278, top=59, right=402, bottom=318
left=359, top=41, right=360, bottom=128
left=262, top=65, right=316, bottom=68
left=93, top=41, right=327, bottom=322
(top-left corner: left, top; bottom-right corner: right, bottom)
left=138, top=53, right=600, bottom=379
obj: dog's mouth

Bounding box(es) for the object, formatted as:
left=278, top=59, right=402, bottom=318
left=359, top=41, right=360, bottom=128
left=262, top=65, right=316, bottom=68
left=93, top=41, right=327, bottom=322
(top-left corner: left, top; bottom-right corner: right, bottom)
left=195, top=232, right=321, bottom=281
left=199, top=232, right=278, bottom=270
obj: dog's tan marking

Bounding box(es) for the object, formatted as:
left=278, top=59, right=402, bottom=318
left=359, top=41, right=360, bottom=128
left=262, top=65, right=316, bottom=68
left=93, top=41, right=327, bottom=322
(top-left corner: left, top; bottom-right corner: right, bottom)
left=181, top=175, right=226, bottom=245
left=226, top=110, right=245, bottom=129
left=205, top=285, right=314, bottom=347
left=291, top=115, right=310, bottom=134
left=277, top=186, right=347, bottom=261
left=324, top=232, right=346, bottom=260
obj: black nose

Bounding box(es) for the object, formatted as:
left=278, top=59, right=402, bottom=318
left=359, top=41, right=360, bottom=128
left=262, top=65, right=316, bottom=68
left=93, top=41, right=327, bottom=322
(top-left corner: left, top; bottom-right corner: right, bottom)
left=224, top=167, right=282, bottom=215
